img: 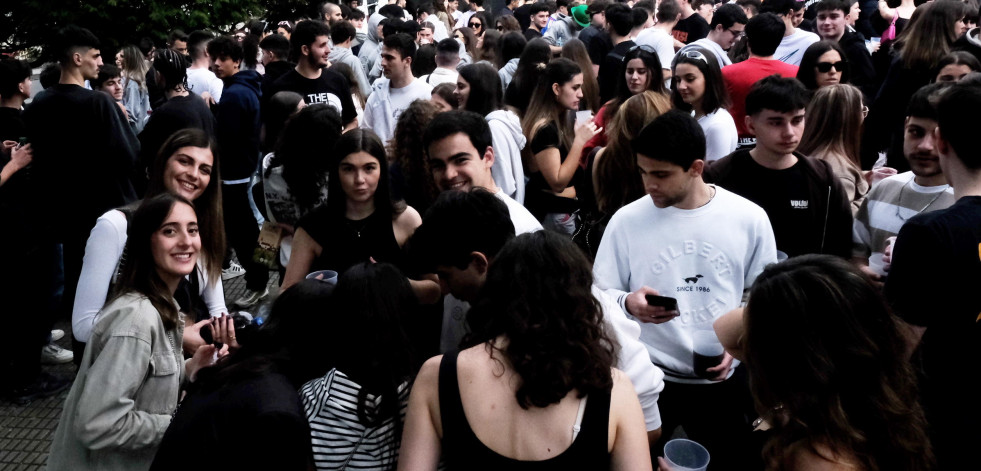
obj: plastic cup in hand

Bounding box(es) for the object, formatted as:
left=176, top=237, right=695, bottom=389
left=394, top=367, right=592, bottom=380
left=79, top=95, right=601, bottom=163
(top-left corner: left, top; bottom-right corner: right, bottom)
left=776, top=250, right=789, bottom=262
left=306, top=269, right=338, bottom=286
left=575, top=110, right=593, bottom=126
left=868, top=253, right=887, bottom=276
left=664, top=439, right=711, bottom=471
left=692, top=330, right=724, bottom=379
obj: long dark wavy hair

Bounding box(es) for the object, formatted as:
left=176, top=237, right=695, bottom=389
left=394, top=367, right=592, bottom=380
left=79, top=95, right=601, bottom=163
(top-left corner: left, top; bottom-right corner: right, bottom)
left=391, top=99, right=440, bottom=212
left=504, top=37, right=552, bottom=116
left=521, top=58, right=581, bottom=158
left=114, top=193, right=196, bottom=330
left=325, top=129, right=407, bottom=220
left=744, top=255, right=933, bottom=471
left=268, top=103, right=344, bottom=212
left=465, top=231, right=618, bottom=408
left=671, top=47, right=731, bottom=115
left=145, top=129, right=224, bottom=286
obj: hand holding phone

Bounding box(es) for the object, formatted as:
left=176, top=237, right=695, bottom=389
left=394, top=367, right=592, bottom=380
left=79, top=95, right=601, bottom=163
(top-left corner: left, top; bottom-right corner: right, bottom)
left=625, top=286, right=680, bottom=324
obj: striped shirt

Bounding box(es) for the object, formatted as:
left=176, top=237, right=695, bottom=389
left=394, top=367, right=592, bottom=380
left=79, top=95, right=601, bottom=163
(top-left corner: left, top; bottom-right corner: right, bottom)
left=853, top=172, right=955, bottom=261
left=300, top=369, right=410, bottom=470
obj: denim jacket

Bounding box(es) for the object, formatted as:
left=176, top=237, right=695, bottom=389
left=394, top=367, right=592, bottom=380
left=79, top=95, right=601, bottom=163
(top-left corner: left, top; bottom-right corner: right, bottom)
left=48, top=293, right=185, bottom=471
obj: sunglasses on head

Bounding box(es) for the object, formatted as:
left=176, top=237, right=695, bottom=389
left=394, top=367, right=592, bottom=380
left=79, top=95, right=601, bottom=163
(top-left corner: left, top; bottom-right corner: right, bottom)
left=816, top=61, right=846, bottom=73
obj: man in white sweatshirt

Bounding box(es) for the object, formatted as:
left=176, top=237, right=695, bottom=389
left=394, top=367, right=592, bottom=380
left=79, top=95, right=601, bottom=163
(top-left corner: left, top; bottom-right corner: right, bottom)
left=763, top=0, right=818, bottom=66
left=408, top=180, right=665, bottom=443
left=360, top=33, right=432, bottom=143
left=593, top=109, right=776, bottom=467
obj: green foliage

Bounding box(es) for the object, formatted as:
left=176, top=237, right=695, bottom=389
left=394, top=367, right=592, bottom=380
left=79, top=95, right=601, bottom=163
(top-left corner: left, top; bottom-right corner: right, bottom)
left=0, top=0, right=313, bottom=61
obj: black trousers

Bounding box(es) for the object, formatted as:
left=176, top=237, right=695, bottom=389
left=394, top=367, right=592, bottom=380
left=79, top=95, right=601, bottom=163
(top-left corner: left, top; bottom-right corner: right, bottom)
left=1, top=242, right=58, bottom=389
left=222, top=181, right=268, bottom=292
left=653, top=366, right=763, bottom=471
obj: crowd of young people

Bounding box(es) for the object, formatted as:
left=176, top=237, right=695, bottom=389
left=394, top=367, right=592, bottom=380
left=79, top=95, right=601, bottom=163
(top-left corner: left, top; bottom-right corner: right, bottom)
left=0, top=0, right=978, bottom=468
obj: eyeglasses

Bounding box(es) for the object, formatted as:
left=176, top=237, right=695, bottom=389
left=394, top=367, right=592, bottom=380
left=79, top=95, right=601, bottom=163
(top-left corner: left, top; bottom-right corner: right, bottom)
left=861, top=105, right=869, bottom=118
left=727, top=28, right=745, bottom=38
left=496, top=24, right=504, bottom=30
left=469, top=22, right=482, bottom=28
left=816, top=61, right=846, bottom=73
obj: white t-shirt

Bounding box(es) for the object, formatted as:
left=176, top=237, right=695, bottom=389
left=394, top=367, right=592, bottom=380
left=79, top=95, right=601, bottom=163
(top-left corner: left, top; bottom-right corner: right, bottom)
left=186, top=67, right=223, bottom=103
left=634, top=28, right=676, bottom=71
left=593, top=187, right=777, bottom=383
left=775, top=28, right=819, bottom=66
left=361, top=77, right=433, bottom=143
left=699, top=109, right=738, bottom=162
left=494, top=188, right=543, bottom=234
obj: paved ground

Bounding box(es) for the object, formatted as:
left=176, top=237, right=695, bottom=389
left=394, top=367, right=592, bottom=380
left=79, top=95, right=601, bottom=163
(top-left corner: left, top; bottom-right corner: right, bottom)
left=0, top=269, right=275, bottom=470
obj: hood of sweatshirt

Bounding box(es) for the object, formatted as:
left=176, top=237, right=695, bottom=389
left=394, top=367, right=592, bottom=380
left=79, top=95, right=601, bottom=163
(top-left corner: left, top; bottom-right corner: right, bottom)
left=367, top=13, right=384, bottom=43
left=486, top=109, right=526, bottom=148
left=226, top=69, right=262, bottom=95
left=328, top=46, right=353, bottom=63
left=968, top=27, right=981, bottom=47
left=502, top=58, right=519, bottom=76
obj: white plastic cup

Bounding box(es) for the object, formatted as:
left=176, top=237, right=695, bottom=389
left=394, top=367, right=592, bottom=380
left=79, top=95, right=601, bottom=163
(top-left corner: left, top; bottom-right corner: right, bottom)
left=868, top=253, right=887, bottom=276
left=575, top=110, right=593, bottom=126
left=306, top=269, right=339, bottom=286
left=664, top=438, right=711, bottom=471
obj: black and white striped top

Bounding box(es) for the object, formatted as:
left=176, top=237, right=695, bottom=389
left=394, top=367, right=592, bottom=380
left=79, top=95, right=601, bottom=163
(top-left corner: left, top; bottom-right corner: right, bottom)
left=300, top=369, right=410, bottom=470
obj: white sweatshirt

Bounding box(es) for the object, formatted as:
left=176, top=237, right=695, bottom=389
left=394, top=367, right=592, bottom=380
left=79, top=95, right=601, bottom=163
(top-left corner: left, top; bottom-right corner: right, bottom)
left=360, top=77, right=433, bottom=143
left=593, top=187, right=777, bottom=383
left=487, top=110, right=527, bottom=204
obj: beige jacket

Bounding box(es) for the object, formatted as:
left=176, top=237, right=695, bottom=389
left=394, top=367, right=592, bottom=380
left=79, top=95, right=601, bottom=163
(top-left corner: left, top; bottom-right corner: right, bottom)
left=48, top=293, right=185, bottom=471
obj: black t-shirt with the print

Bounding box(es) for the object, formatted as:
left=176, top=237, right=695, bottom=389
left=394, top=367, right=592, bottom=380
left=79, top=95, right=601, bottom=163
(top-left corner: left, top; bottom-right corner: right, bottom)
left=267, top=68, right=357, bottom=124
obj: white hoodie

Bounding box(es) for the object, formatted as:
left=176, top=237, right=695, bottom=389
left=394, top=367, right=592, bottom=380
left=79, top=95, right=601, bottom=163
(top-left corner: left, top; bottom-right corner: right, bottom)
left=329, top=46, right=372, bottom=98
left=486, top=109, right=527, bottom=204
left=358, top=13, right=384, bottom=77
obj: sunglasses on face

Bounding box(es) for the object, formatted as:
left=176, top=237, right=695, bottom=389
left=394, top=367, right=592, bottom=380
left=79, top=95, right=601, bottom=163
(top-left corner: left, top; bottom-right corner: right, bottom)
left=816, top=61, right=846, bottom=72
left=469, top=22, right=482, bottom=28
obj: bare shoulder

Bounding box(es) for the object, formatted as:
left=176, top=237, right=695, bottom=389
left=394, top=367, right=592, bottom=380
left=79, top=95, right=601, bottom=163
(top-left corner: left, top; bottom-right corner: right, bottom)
left=395, top=205, right=422, bottom=230
left=786, top=442, right=864, bottom=471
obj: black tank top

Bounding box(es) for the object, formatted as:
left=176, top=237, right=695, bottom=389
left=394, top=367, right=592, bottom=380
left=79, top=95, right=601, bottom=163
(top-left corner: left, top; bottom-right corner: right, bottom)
left=438, top=350, right=612, bottom=470
left=297, top=205, right=405, bottom=275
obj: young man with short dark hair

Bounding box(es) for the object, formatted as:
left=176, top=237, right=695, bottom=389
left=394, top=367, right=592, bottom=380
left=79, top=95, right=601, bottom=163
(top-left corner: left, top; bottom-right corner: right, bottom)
left=678, top=3, right=749, bottom=68
left=329, top=21, right=371, bottom=97
left=415, top=4, right=449, bottom=42
left=814, top=0, right=876, bottom=97
left=186, top=30, right=223, bottom=104
left=721, top=12, right=799, bottom=147
left=267, top=20, right=358, bottom=129
left=168, top=29, right=189, bottom=56
left=361, top=33, right=433, bottom=142
left=258, top=33, right=293, bottom=98
left=593, top=109, right=776, bottom=466
left=884, top=81, right=981, bottom=471
left=205, top=35, right=270, bottom=308
left=705, top=75, right=853, bottom=259
left=635, top=0, right=681, bottom=78
left=23, top=25, right=141, bottom=378
left=597, top=3, right=636, bottom=104
left=762, top=0, right=819, bottom=65
left=672, top=0, right=712, bottom=44
left=525, top=3, right=551, bottom=40
left=853, top=83, right=955, bottom=283
left=419, top=38, right=460, bottom=87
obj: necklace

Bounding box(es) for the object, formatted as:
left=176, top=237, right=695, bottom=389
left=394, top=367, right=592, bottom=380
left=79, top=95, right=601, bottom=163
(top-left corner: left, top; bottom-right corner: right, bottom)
left=347, top=215, right=372, bottom=238
left=895, top=179, right=949, bottom=221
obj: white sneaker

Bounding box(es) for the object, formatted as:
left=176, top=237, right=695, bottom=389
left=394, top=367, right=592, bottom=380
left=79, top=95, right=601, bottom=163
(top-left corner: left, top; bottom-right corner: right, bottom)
left=233, top=287, right=268, bottom=308
left=222, top=261, right=246, bottom=281
left=41, top=344, right=74, bottom=364
left=50, top=329, right=65, bottom=342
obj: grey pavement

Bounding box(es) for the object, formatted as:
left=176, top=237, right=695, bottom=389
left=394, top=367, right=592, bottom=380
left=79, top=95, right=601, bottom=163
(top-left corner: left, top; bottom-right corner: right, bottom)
left=0, top=268, right=277, bottom=470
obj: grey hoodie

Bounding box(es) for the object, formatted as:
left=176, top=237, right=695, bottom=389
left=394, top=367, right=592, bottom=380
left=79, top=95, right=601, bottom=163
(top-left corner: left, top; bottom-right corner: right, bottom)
left=498, top=58, right=519, bottom=95
left=329, top=45, right=372, bottom=97
left=358, top=13, right=384, bottom=78
left=486, top=109, right=527, bottom=204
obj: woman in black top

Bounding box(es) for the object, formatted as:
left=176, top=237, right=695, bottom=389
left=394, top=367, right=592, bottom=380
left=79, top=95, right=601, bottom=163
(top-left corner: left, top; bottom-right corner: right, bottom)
left=521, top=58, right=602, bottom=233
left=398, top=232, right=652, bottom=470
left=281, top=129, right=440, bottom=303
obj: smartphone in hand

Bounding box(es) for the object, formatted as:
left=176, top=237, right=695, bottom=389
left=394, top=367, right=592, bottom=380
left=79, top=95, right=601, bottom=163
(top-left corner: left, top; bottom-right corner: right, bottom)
left=645, top=294, right=679, bottom=311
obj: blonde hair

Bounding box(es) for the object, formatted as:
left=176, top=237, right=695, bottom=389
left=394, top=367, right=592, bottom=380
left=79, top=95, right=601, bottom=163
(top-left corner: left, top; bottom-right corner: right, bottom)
left=798, top=84, right=864, bottom=173
left=120, top=45, right=149, bottom=92
left=595, top=91, right=672, bottom=213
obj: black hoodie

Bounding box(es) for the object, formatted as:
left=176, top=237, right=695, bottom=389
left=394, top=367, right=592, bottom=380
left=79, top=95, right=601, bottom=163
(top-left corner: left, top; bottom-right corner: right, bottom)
left=216, top=69, right=262, bottom=180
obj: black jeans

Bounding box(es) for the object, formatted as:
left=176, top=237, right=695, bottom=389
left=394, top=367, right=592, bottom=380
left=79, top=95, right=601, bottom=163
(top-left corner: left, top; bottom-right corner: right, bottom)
left=653, top=366, right=762, bottom=471
left=222, top=181, right=268, bottom=292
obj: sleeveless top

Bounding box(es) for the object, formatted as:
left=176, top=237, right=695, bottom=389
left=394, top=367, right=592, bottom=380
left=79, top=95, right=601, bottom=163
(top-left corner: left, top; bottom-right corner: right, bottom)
left=438, top=350, right=612, bottom=470
left=525, top=122, right=585, bottom=219
left=297, top=205, right=405, bottom=275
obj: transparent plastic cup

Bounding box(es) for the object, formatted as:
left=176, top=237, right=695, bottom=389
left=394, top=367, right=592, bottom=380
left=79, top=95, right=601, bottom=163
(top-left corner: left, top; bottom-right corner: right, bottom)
left=575, top=110, right=593, bottom=126
left=868, top=253, right=887, bottom=276
left=306, top=269, right=338, bottom=286
left=664, top=438, right=711, bottom=471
